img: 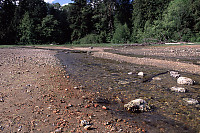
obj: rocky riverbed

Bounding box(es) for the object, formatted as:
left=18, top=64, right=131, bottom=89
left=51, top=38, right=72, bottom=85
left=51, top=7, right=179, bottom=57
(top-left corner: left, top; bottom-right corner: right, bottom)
left=0, top=45, right=199, bottom=133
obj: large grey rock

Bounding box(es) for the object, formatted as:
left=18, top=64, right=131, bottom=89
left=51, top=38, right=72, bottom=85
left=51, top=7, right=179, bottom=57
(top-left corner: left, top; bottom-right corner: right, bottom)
left=124, top=99, right=150, bottom=112
left=170, top=86, right=186, bottom=93
left=177, top=77, right=194, bottom=85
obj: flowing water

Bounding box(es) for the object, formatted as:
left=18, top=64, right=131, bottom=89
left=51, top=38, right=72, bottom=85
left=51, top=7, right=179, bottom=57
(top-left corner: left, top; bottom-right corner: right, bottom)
left=56, top=49, right=199, bottom=133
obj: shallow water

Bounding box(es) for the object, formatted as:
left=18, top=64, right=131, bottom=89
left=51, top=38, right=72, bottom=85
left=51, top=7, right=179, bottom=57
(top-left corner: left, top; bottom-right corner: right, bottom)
left=56, top=50, right=200, bottom=133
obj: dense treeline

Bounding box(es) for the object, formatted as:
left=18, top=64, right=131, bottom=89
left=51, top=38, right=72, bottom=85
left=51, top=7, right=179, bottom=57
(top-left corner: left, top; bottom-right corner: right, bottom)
left=0, top=0, right=200, bottom=45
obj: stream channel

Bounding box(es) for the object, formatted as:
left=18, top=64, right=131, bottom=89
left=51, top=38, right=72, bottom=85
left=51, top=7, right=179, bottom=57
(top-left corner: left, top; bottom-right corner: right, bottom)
left=56, top=49, right=199, bottom=133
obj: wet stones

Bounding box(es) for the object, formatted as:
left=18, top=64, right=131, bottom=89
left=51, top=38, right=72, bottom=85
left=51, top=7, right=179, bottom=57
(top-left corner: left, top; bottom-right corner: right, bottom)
left=80, top=120, right=92, bottom=130
left=124, top=99, right=150, bottom=112
left=80, top=120, right=90, bottom=127
left=118, top=80, right=130, bottom=85
left=183, top=98, right=199, bottom=105
left=0, top=97, right=4, bottom=102
left=170, top=71, right=180, bottom=78
left=177, top=77, right=194, bottom=85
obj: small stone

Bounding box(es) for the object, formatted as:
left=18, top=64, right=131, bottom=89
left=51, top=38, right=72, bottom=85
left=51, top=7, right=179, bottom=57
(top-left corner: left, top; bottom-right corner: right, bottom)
left=102, top=106, right=107, bottom=110
left=84, top=125, right=92, bottom=130
left=94, top=104, right=99, bottom=108
left=118, top=80, right=130, bottom=85
left=104, top=121, right=111, bottom=125
left=177, top=77, right=194, bottom=85
left=118, top=129, right=123, bottom=132
left=54, top=128, right=62, bottom=133
left=152, top=77, right=161, bottom=81
left=183, top=98, right=199, bottom=105
left=128, top=72, right=133, bottom=75
left=80, top=120, right=89, bottom=127
left=170, top=87, right=186, bottom=93
left=0, top=98, right=4, bottom=102
left=26, top=89, right=31, bottom=93
left=138, top=72, right=144, bottom=76
left=117, top=119, right=122, bottom=122
left=111, top=126, right=117, bottom=131
left=68, top=104, right=73, bottom=107
left=74, top=86, right=78, bottom=89
left=85, top=105, right=91, bottom=108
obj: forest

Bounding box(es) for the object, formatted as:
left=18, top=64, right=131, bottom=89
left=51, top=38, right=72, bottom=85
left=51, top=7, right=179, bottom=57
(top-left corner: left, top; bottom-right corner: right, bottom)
left=0, top=0, right=200, bottom=45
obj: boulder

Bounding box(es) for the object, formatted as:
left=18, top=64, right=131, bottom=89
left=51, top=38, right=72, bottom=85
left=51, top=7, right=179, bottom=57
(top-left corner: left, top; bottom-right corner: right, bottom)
left=177, top=77, right=194, bottom=85
left=170, top=71, right=180, bottom=78
left=124, top=99, right=150, bottom=112
left=170, top=86, right=186, bottom=93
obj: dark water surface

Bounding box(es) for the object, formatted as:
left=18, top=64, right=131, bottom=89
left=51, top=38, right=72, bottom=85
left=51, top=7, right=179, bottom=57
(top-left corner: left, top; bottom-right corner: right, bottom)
left=56, top=50, right=199, bottom=133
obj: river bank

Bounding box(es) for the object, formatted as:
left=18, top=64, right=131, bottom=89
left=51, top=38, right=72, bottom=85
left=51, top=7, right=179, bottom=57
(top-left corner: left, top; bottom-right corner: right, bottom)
left=0, top=47, right=147, bottom=132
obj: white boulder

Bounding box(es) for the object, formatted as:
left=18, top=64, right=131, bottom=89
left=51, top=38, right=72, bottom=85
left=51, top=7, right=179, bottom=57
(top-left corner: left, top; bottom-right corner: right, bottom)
left=124, top=99, right=150, bottom=112
left=177, top=77, right=194, bottom=85
left=170, top=86, right=186, bottom=93
left=138, top=72, right=144, bottom=76
left=183, top=98, right=199, bottom=105
left=170, top=71, right=180, bottom=78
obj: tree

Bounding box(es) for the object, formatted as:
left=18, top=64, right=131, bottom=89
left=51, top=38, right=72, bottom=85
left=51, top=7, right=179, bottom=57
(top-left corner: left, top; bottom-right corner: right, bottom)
left=162, top=0, right=192, bottom=41
left=0, top=0, right=16, bottom=44
left=131, top=0, right=171, bottom=42
left=112, top=23, right=130, bottom=43
left=37, top=15, right=60, bottom=43
left=68, top=0, right=93, bottom=41
left=18, top=12, right=35, bottom=44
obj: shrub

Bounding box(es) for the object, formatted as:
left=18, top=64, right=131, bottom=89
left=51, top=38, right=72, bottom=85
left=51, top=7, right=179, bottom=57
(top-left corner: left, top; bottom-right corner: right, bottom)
left=79, top=34, right=99, bottom=44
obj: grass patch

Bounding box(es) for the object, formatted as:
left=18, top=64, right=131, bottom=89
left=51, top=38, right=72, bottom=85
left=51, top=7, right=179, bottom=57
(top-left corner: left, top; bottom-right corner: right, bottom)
left=0, top=45, right=19, bottom=48
left=64, top=43, right=124, bottom=47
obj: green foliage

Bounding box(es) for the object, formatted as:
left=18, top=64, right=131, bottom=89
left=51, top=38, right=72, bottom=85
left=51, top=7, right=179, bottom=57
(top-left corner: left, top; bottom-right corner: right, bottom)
left=37, top=15, right=60, bottom=43
left=18, top=12, right=36, bottom=45
left=0, top=0, right=16, bottom=45
left=79, top=34, right=99, bottom=44
left=1, top=0, right=200, bottom=45
left=161, top=0, right=192, bottom=41
left=112, top=23, right=130, bottom=43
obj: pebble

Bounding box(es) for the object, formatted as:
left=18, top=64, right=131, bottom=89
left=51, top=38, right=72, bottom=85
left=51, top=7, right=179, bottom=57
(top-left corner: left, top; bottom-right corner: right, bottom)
left=118, top=129, right=123, bottom=132
left=128, top=72, right=133, bottom=75
left=80, top=120, right=89, bottom=127
left=118, top=80, right=130, bottom=85
left=138, top=72, right=144, bottom=76
left=152, top=77, right=161, bottom=81
left=104, top=121, right=111, bottom=125
left=85, top=105, right=91, bottom=108
left=54, top=128, right=62, bottom=133
left=102, top=106, right=107, bottom=110
left=84, top=125, right=92, bottom=130
left=0, top=98, right=4, bottom=102
left=111, top=126, right=117, bottom=131
left=94, top=104, right=99, bottom=108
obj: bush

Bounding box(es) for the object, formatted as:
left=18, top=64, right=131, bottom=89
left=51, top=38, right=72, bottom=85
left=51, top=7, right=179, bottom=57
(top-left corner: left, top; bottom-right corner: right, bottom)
left=79, top=34, right=100, bottom=44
